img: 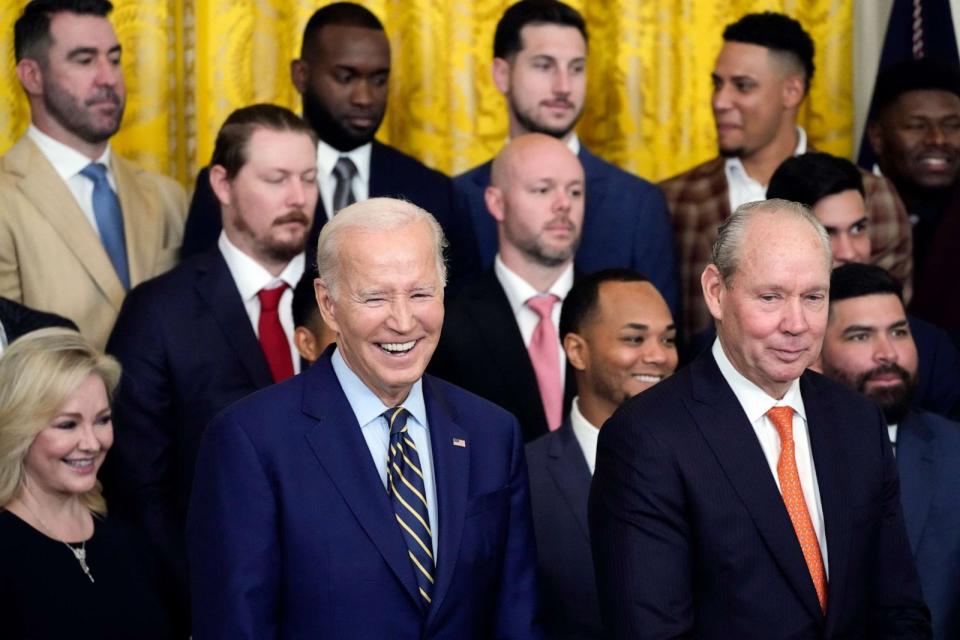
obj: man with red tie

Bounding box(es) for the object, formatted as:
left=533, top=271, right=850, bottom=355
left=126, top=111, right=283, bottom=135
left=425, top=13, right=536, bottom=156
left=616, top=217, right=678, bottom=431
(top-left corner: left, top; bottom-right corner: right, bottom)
left=430, top=133, right=585, bottom=442
left=103, top=104, right=318, bottom=617
left=590, top=199, right=930, bottom=638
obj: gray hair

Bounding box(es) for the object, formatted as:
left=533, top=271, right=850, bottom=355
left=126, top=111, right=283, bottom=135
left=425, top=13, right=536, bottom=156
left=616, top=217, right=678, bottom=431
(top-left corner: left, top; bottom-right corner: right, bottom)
left=710, top=198, right=831, bottom=285
left=316, top=197, right=448, bottom=298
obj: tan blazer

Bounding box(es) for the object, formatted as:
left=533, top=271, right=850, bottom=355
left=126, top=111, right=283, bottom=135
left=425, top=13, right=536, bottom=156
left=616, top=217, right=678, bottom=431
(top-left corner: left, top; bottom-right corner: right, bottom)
left=0, top=136, right=186, bottom=349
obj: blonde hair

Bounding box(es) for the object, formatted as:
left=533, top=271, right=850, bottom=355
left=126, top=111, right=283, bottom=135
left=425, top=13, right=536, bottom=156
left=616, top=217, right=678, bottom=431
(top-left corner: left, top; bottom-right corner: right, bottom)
left=0, top=328, right=121, bottom=515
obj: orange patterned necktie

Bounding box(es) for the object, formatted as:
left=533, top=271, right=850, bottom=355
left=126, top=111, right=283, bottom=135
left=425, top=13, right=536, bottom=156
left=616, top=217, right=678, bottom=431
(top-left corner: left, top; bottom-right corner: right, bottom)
left=767, top=406, right=828, bottom=613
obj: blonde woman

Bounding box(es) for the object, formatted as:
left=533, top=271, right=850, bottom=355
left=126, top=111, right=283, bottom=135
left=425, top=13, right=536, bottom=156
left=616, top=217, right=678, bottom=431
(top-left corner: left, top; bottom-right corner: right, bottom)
left=0, top=328, right=176, bottom=639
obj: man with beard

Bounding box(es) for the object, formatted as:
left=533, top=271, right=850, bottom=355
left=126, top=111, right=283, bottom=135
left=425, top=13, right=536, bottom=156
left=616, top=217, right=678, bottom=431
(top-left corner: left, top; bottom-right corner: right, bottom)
left=0, top=0, right=186, bottom=350
left=430, top=133, right=583, bottom=442
left=180, top=3, right=464, bottom=282
left=103, top=104, right=318, bottom=622
left=453, top=0, right=678, bottom=313
left=820, top=262, right=960, bottom=640
left=662, top=11, right=911, bottom=344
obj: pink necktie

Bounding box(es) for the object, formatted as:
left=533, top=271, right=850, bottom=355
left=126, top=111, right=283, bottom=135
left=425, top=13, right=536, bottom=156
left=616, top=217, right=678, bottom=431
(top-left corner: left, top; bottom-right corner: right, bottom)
left=526, top=294, right=562, bottom=431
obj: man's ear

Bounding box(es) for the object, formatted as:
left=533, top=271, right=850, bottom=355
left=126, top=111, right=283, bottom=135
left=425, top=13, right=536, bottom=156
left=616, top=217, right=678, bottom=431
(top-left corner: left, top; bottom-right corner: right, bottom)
left=15, top=58, right=43, bottom=96
left=866, top=120, right=885, bottom=157
left=484, top=185, right=506, bottom=222
left=563, top=332, right=588, bottom=371
left=294, top=326, right=320, bottom=364
left=314, top=278, right=340, bottom=335
left=291, top=58, right=307, bottom=96
left=701, top=264, right=726, bottom=322
left=782, top=74, right=805, bottom=109
left=492, top=57, right=511, bottom=96
left=208, top=165, right=233, bottom=208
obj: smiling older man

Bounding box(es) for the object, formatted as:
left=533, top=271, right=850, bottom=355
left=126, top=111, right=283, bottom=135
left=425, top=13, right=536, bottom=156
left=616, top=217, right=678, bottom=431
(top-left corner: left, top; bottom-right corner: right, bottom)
left=187, top=197, right=542, bottom=639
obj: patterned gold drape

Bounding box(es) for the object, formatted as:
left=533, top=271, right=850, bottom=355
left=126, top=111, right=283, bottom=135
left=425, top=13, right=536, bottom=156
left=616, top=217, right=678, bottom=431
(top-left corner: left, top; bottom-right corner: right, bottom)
left=0, top=0, right=851, bottom=186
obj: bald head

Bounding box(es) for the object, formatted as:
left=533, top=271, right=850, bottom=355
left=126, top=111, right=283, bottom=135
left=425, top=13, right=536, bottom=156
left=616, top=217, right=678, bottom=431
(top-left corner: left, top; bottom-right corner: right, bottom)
left=490, top=132, right=580, bottom=190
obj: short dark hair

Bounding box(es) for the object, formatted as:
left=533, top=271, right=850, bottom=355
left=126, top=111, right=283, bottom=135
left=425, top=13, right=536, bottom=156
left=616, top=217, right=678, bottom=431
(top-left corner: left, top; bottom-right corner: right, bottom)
left=210, top=104, right=317, bottom=179
left=723, top=12, right=815, bottom=91
left=301, top=2, right=384, bottom=58
left=830, top=263, right=903, bottom=306
left=292, top=269, right=320, bottom=328
left=559, top=269, right=648, bottom=340
left=767, top=152, right=864, bottom=207
left=870, top=57, right=960, bottom=119
left=14, top=0, right=113, bottom=63
left=493, top=0, right=587, bottom=60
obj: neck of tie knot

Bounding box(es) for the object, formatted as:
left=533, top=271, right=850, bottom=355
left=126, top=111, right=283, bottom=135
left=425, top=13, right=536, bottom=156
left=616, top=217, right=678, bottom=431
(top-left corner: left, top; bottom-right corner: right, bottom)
left=258, top=284, right=288, bottom=312
left=767, top=406, right=795, bottom=441
left=384, top=406, right=410, bottom=436
left=526, top=294, right=559, bottom=319
left=80, top=162, right=109, bottom=184
left=333, top=156, right=358, bottom=182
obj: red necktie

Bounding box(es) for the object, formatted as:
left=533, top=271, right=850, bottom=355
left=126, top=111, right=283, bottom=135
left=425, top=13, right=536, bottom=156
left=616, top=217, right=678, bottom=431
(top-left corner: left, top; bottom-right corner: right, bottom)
left=526, top=294, right=563, bottom=431
left=767, top=406, right=828, bottom=612
left=257, top=284, right=293, bottom=383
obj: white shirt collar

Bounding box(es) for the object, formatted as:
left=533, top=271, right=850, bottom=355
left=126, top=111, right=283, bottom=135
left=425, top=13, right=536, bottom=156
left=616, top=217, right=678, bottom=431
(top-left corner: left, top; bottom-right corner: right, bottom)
left=566, top=133, right=581, bottom=156
left=569, top=396, right=599, bottom=474
left=711, top=338, right=806, bottom=423
left=217, top=231, right=305, bottom=302
left=27, top=124, right=112, bottom=182
left=493, top=254, right=574, bottom=315
left=316, top=140, right=371, bottom=185
left=724, top=126, right=807, bottom=187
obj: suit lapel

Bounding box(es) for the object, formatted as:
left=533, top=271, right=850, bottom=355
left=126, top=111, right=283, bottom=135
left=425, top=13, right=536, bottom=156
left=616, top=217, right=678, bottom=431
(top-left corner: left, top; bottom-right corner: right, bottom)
left=421, top=376, right=470, bottom=625
left=577, top=148, right=609, bottom=249
left=4, top=138, right=125, bottom=308
left=546, top=421, right=592, bottom=539
left=896, top=413, right=935, bottom=553
left=111, top=154, right=159, bottom=286
left=301, top=356, right=422, bottom=607
left=689, top=354, right=824, bottom=621
left=194, top=250, right=273, bottom=388
left=467, top=163, right=498, bottom=269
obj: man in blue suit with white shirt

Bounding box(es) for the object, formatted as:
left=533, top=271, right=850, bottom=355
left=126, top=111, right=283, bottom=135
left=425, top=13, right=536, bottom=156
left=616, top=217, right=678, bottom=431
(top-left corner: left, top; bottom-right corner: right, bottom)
left=453, top=0, right=678, bottom=312
left=187, top=197, right=542, bottom=639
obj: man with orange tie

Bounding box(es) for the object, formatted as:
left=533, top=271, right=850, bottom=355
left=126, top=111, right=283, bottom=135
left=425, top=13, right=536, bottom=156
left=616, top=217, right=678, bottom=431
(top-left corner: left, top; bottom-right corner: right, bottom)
left=430, top=133, right=584, bottom=442
left=590, top=199, right=931, bottom=638
left=103, top=104, right=318, bottom=616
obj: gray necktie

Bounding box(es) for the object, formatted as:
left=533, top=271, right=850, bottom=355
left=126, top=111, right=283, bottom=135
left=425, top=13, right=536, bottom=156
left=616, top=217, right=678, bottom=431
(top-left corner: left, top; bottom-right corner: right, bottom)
left=80, top=163, right=130, bottom=290
left=332, top=156, right=358, bottom=214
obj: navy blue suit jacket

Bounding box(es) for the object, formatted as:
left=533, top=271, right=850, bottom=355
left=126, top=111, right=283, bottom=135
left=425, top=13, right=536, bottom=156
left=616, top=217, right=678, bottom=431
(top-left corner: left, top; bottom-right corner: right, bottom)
left=187, top=350, right=543, bottom=639
left=453, top=146, right=679, bottom=313
left=104, top=247, right=275, bottom=593
left=589, top=351, right=930, bottom=639
left=898, top=411, right=960, bottom=640
left=526, top=421, right=602, bottom=640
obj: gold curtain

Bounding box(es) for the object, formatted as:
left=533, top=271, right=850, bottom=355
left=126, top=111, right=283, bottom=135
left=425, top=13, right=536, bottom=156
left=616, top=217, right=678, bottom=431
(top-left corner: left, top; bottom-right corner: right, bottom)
left=0, top=0, right=851, bottom=186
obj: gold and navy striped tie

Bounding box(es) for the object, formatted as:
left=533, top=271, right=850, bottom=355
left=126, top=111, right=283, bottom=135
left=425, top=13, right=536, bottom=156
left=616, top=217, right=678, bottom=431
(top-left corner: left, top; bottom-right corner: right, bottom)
left=385, top=407, right=434, bottom=608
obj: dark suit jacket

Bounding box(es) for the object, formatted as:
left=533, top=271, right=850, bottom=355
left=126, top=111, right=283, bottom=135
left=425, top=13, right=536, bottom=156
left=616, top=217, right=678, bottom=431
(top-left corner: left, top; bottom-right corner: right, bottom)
left=589, top=350, right=930, bottom=639
left=0, top=296, right=77, bottom=343
left=186, top=349, right=543, bottom=639
left=180, top=141, right=474, bottom=286
left=453, top=146, right=679, bottom=313
left=898, top=411, right=960, bottom=640
left=526, top=421, right=602, bottom=640
left=103, top=247, right=275, bottom=594
left=429, top=269, right=575, bottom=442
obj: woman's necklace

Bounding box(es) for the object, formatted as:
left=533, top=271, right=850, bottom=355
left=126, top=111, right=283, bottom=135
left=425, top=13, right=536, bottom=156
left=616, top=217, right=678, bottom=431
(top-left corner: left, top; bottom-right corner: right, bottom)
left=16, top=497, right=95, bottom=583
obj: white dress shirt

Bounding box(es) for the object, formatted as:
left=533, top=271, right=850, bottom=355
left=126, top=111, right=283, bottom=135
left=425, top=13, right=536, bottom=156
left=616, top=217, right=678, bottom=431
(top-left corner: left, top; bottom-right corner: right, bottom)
left=217, top=232, right=304, bottom=374
left=27, top=124, right=116, bottom=238
left=725, top=126, right=807, bottom=213
left=316, top=140, right=371, bottom=219
left=569, top=397, right=599, bottom=474
left=494, top=255, right=574, bottom=388
left=712, top=339, right=829, bottom=575
left=566, top=133, right=581, bottom=156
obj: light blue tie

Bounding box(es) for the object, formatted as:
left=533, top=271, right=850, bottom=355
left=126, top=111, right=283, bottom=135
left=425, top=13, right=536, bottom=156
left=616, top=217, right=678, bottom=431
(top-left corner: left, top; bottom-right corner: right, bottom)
left=80, top=163, right=130, bottom=290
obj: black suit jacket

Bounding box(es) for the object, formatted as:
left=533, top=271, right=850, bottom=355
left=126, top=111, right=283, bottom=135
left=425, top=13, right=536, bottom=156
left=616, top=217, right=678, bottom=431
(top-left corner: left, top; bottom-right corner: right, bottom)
left=180, top=140, right=474, bottom=286
left=429, top=269, right=575, bottom=442
left=103, top=247, right=275, bottom=595
left=590, top=350, right=931, bottom=639
left=526, top=420, right=602, bottom=640
left=0, top=296, right=77, bottom=343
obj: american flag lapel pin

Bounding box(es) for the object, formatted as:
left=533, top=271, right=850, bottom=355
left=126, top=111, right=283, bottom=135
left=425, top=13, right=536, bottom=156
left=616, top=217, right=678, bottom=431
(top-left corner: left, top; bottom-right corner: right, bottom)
left=452, top=438, right=466, bottom=448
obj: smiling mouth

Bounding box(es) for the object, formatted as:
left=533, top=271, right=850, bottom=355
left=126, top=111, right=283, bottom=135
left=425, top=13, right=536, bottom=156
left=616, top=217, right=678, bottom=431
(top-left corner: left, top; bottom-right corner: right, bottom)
left=63, top=458, right=95, bottom=470
left=632, top=374, right=664, bottom=384
left=379, top=340, right=416, bottom=355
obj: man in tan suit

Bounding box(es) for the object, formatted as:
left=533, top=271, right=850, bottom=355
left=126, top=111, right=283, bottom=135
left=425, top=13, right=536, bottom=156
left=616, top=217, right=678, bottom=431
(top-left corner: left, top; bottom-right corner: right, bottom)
left=0, top=0, right=185, bottom=349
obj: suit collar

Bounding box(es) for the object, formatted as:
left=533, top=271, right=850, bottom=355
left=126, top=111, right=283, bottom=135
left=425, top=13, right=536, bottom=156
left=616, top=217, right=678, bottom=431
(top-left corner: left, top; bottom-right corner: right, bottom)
left=546, top=420, right=592, bottom=539
left=896, top=411, right=936, bottom=553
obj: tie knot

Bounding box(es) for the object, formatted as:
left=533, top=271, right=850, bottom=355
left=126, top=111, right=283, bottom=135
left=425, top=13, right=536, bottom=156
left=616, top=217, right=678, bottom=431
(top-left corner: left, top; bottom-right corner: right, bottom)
left=767, top=406, right=795, bottom=439
left=526, top=294, right=559, bottom=320
left=257, top=284, right=288, bottom=311
left=333, top=156, right=358, bottom=182
left=384, top=406, right=410, bottom=436
left=80, top=162, right=110, bottom=185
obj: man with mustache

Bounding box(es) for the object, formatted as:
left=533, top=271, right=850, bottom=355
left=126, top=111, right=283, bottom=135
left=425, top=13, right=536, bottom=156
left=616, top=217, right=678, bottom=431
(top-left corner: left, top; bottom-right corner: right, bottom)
left=103, top=104, right=319, bottom=623
left=453, top=0, right=678, bottom=313
left=0, top=0, right=187, bottom=350
left=431, top=133, right=584, bottom=442
left=820, top=262, right=960, bottom=640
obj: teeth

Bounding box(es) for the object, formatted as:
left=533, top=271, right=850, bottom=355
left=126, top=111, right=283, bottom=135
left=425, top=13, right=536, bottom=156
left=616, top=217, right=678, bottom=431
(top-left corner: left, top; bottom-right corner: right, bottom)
left=632, top=374, right=663, bottom=384
left=380, top=341, right=415, bottom=353
left=64, top=459, right=94, bottom=468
